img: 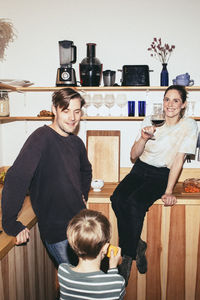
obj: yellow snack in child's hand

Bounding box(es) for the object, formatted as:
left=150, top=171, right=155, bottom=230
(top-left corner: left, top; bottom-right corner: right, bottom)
left=107, top=245, right=118, bottom=257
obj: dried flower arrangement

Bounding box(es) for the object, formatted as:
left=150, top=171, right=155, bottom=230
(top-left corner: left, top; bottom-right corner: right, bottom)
left=148, top=38, right=175, bottom=64
left=0, top=18, right=16, bottom=61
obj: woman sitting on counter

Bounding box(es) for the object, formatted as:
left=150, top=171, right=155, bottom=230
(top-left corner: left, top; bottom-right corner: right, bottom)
left=110, top=85, right=198, bottom=286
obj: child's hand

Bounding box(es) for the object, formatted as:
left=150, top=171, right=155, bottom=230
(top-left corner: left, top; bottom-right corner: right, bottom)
left=109, top=246, right=121, bottom=269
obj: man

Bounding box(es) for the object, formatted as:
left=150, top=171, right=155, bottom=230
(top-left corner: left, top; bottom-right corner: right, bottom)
left=1, top=88, right=92, bottom=266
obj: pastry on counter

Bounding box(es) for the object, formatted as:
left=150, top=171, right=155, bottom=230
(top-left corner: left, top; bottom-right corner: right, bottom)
left=37, top=110, right=54, bottom=117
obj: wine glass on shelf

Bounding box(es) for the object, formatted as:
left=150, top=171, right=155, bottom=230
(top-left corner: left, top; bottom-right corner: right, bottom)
left=104, top=94, right=115, bottom=116
left=115, top=94, right=127, bottom=116
left=83, top=93, right=92, bottom=116
left=186, top=101, right=195, bottom=116
left=92, top=94, right=103, bottom=116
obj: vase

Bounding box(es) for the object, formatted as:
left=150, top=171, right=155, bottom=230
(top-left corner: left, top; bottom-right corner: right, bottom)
left=160, top=63, right=169, bottom=86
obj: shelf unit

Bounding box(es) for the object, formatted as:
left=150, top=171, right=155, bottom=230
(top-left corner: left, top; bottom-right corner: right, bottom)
left=12, top=86, right=200, bottom=92
left=0, top=116, right=200, bottom=123
left=0, top=86, right=200, bottom=123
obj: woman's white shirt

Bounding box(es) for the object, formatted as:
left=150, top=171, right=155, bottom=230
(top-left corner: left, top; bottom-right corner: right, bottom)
left=136, top=116, right=198, bottom=168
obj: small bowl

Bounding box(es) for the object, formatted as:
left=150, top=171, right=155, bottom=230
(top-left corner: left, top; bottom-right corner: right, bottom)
left=91, top=179, right=104, bottom=192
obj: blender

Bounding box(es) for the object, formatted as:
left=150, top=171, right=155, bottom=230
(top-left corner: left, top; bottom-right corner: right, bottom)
left=56, top=40, right=77, bottom=86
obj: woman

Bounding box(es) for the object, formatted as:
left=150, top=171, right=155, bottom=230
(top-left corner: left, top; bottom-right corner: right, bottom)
left=110, top=85, right=198, bottom=286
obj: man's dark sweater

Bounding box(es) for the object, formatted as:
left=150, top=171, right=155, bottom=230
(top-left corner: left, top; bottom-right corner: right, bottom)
left=1, top=125, right=92, bottom=243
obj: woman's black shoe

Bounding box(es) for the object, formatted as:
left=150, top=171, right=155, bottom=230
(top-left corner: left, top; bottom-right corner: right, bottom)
left=118, top=255, right=133, bottom=286
left=136, top=239, right=147, bottom=274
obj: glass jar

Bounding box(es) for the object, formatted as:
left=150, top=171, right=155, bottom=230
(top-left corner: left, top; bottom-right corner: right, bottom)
left=0, top=91, right=10, bottom=116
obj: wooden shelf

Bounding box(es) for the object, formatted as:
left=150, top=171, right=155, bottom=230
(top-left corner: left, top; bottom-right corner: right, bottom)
left=6, top=86, right=200, bottom=92
left=0, top=116, right=199, bottom=123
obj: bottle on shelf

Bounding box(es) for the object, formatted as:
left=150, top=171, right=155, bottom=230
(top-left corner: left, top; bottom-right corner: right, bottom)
left=0, top=91, right=10, bottom=116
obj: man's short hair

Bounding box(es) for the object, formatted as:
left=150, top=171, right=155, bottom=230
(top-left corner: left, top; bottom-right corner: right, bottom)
left=52, top=88, right=85, bottom=110
left=67, top=209, right=111, bottom=259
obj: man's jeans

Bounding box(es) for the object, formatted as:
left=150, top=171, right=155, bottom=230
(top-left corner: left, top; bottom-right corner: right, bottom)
left=44, top=239, right=69, bottom=267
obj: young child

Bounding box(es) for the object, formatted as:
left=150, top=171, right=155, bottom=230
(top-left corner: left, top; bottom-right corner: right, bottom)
left=58, top=209, right=125, bottom=300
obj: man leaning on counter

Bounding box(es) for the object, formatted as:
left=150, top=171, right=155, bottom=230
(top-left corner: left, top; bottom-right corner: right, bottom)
left=1, top=88, right=92, bottom=267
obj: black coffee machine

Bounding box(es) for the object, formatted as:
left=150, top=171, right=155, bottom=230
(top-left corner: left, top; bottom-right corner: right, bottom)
left=79, top=43, right=102, bottom=86
left=56, top=40, right=77, bottom=86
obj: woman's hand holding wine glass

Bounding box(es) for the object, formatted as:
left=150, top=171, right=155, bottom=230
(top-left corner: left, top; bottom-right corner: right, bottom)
left=142, top=126, right=156, bottom=140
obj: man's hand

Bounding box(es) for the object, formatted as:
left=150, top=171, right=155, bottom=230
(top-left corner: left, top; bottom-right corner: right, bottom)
left=161, top=193, right=177, bottom=206
left=15, top=228, right=30, bottom=245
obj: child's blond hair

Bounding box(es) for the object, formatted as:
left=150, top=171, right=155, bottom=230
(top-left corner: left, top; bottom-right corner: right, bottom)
left=67, top=209, right=111, bottom=259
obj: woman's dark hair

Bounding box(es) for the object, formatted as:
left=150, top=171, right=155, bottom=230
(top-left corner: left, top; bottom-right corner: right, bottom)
left=164, top=85, right=187, bottom=103
left=52, top=88, right=85, bottom=110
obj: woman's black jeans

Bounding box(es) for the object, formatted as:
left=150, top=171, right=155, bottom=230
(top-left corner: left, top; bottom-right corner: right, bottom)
left=110, top=159, right=169, bottom=259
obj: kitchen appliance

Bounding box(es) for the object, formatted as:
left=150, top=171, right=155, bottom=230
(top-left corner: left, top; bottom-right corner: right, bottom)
left=121, top=65, right=151, bottom=86
left=103, top=70, right=116, bottom=86
left=79, top=43, right=102, bottom=86
left=56, top=40, right=77, bottom=86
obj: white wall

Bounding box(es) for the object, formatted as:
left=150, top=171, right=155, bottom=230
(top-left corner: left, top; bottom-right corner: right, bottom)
left=1, top=0, right=200, bottom=168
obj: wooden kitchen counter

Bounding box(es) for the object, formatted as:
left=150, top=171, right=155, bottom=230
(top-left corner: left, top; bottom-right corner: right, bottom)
left=88, top=182, right=200, bottom=300
left=0, top=181, right=200, bottom=300
left=0, top=182, right=200, bottom=260
left=88, top=181, right=200, bottom=205
left=0, top=193, right=37, bottom=260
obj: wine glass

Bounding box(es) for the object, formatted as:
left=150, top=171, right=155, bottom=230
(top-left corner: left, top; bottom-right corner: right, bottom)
left=104, top=94, right=115, bottom=116
left=92, top=94, right=103, bottom=116
left=186, top=101, right=195, bottom=116
left=150, top=103, right=165, bottom=139
left=83, top=93, right=92, bottom=116
left=115, top=94, right=127, bottom=116
left=151, top=114, right=165, bottom=127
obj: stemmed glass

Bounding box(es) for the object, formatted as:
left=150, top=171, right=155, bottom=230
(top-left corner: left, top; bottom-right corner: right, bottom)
left=92, top=94, right=103, bottom=116
left=83, top=93, right=92, bottom=116
left=187, top=101, right=195, bottom=116
left=104, top=94, right=115, bottom=116
left=115, top=94, right=127, bottom=116
left=150, top=103, right=165, bottom=139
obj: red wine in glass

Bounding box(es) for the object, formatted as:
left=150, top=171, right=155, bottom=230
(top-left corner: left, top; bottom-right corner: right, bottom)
left=149, top=114, right=165, bottom=139
left=151, top=119, right=165, bottom=127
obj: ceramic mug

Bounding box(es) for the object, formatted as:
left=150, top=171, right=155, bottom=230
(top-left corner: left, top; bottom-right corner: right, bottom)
left=176, top=73, right=190, bottom=80
left=173, top=78, right=194, bottom=86
left=91, top=179, right=104, bottom=192
left=173, top=73, right=194, bottom=86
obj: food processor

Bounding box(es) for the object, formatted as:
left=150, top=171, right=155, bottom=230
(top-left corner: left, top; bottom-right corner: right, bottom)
left=56, top=40, right=77, bottom=86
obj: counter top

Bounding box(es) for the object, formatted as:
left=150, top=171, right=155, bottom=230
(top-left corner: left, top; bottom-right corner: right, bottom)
left=89, top=182, right=200, bottom=205
left=0, top=182, right=200, bottom=260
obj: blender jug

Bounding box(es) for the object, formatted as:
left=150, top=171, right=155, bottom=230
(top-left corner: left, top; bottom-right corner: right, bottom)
left=56, top=40, right=77, bottom=86
left=59, top=40, right=76, bottom=67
